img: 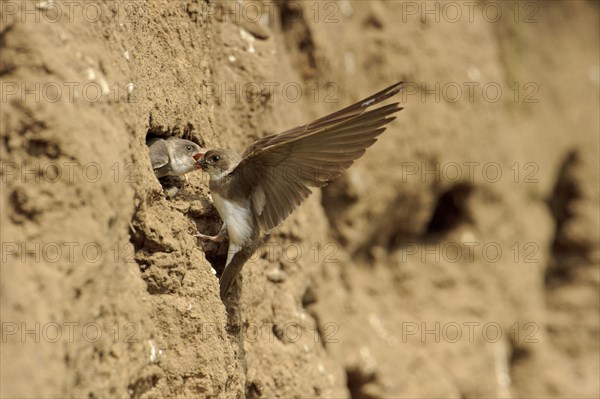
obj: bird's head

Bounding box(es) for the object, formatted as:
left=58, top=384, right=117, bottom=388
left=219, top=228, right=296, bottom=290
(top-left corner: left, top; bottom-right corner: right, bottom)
left=172, top=139, right=204, bottom=158
left=195, top=149, right=241, bottom=181
left=167, top=138, right=206, bottom=175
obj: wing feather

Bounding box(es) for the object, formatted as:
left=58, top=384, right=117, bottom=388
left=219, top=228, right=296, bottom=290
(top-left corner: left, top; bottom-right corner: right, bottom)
left=232, top=81, right=405, bottom=231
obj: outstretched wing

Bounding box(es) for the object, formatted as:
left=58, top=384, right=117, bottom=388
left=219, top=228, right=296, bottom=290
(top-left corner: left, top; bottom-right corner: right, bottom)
left=231, top=81, right=404, bottom=231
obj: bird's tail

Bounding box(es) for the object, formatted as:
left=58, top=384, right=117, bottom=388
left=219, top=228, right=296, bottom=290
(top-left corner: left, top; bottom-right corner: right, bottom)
left=220, top=242, right=257, bottom=299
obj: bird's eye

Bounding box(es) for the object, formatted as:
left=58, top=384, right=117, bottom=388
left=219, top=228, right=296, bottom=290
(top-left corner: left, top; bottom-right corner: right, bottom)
left=185, top=145, right=193, bottom=151
left=211, top=155, right=220, bottom=162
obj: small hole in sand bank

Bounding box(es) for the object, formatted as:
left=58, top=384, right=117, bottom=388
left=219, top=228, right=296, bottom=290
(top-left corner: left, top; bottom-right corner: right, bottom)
left=301, top=285, right=317, bottom=308
left=346, top=366, right=377, bottom=399
left=425, top=183, right=473, bottom=236
left=545, top=149, right=587, bottom=287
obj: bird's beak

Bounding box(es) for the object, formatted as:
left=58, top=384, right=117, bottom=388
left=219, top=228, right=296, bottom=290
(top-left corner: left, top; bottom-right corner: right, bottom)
left=194, top=152, right=208, bottom=170
left=192, top=152, right=206, bottom=169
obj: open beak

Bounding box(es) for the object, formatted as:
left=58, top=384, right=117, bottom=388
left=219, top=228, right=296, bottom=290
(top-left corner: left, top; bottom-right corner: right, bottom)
left=193, top=152, right=204, bottom=161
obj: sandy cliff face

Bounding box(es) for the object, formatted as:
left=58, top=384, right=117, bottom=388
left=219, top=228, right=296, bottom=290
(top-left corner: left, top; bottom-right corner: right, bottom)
left=1, top=1, right=598, bottom=398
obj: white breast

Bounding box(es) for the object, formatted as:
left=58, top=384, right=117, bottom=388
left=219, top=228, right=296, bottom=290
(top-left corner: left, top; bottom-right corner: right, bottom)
left=211, top=193, right=254, bottom=246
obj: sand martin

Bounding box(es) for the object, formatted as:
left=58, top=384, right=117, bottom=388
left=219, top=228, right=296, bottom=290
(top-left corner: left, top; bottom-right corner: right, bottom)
left=148, top=137, right=206, bottom=178
left=196, top=81, right=405, bottom=298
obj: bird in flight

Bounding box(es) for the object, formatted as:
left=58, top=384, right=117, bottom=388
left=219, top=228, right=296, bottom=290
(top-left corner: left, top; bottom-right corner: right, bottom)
left=195, top=81, right=405, bottom=298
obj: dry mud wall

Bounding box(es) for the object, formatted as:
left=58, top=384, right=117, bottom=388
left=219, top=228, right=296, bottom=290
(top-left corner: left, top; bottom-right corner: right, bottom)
left=1, top=1, right=599, bottom=398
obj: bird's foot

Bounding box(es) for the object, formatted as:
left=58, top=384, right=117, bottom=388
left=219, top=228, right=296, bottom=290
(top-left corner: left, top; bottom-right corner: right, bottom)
left=196, top=227, right=227, bottom=243
left=195, top=232, right=223, bottom=242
